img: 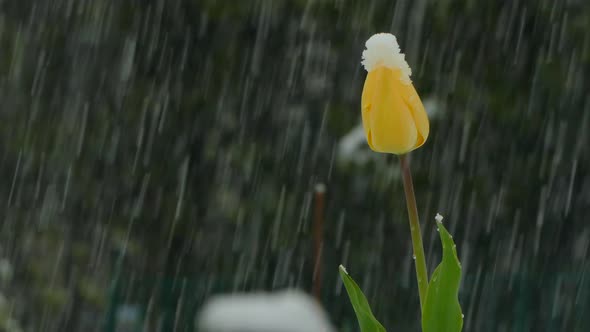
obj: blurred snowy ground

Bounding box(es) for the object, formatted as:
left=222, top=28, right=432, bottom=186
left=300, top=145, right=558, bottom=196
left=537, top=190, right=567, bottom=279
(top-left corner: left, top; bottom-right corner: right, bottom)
left=197, top=290, right=335, bottom=332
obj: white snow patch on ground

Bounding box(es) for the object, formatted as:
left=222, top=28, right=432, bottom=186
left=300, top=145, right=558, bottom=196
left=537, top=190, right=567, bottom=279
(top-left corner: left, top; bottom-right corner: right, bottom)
left=197, top=289, right=336, bottom=332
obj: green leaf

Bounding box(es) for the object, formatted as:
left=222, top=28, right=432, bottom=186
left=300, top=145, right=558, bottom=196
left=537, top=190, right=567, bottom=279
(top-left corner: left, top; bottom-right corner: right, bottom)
left=422, top=220, right=463, bottom=332
left=339, top=265, right=387, bottom=332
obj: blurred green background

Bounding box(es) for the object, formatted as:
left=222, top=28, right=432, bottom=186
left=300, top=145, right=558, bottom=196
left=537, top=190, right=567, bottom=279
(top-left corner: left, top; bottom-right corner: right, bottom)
left=0, top=0, right=589, bottom=331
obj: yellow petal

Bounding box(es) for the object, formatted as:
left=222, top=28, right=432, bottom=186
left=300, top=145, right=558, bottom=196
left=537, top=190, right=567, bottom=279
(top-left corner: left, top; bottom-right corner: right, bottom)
left=361, top=69, right=377, bottom=150
left=400, top=80, right=429, bottom=150
left=362, top=67, right=418, bottom=154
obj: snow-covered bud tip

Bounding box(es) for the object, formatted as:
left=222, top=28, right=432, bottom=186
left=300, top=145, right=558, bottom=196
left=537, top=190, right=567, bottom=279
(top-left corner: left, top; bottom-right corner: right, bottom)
left=435, top=213, right=444, bottom=223
left=339, top=264, right=348, bottom=275
left=361, top=33, right=412, bottom=84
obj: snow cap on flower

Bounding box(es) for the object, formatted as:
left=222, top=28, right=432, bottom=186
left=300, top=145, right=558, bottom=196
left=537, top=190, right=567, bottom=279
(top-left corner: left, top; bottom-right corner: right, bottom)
left=361, top=33, right=412, bottom=84
left=435, top=213, right=444, bottom=223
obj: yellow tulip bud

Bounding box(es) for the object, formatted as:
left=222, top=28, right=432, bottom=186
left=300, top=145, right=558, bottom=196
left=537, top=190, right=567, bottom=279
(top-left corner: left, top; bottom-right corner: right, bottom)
left=361, top=33, right=429, bottom=155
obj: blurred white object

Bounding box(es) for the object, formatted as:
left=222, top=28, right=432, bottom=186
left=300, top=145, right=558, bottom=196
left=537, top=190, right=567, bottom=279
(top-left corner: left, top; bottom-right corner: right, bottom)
left=423, top=97, right=442, bottom=119
left=116, top=304, right=140, bottom=332
left=197, top=290, right=335, bottom=332
left=337, top=125, right=373, bottom=164
left=0, top=259, right=13, bottom=284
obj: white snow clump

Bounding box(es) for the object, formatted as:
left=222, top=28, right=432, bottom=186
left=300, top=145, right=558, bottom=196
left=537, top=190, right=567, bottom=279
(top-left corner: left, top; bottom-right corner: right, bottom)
left=361, top=33, right=412, bottom=84
left=435, top=213, right=444, bottom=223
left=197, top=289, right=336, bottom=332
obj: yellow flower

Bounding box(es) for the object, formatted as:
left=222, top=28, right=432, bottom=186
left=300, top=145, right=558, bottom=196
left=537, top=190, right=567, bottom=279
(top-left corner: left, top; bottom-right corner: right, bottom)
left=361, top=33, right=429, bottom=155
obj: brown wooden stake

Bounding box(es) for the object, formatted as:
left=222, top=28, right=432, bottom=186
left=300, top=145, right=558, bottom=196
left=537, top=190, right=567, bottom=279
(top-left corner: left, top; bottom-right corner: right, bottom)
left=312, top=183, right=326, bottom=302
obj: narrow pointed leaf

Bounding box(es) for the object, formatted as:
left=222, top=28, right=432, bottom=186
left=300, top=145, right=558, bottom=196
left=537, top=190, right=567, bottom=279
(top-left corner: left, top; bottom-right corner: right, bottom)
left=422, top=221, right=463, bottom=332
left=339, top=265, right=387, bottom=332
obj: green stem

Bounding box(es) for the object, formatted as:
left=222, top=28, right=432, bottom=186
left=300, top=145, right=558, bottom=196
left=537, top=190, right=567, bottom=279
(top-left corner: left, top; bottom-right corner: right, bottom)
left=399, top=154, right=428, bottom=311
